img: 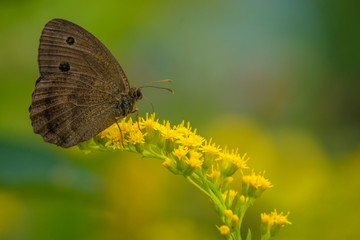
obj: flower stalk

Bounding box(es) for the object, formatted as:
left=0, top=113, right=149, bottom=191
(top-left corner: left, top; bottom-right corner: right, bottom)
left=78, top=113, right=291, bottom=239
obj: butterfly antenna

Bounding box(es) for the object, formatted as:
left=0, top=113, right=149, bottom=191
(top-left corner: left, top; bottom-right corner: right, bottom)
left=138, top=79, right=172, bottom=88
left=143, top=95, right=155, bottom=113
left=140, top=85, right=174, bottom=94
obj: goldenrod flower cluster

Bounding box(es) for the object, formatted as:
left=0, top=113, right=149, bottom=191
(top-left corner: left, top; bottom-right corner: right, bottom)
left=78, top=113, right=290, bottom=240
left=260, top=210, right=291, bottom=240
left=242, top=170, right=273, bottom=198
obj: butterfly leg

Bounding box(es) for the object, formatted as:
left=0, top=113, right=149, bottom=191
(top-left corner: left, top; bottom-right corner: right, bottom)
left=115, top=118, right=124, bottom=148
left=134, top=108, right=142, bottom=132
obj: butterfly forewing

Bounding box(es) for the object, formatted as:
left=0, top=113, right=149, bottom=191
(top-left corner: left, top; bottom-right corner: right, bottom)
left=30, top=19, right=130, bottom=148
left=38, top=18, right=129, bottom=92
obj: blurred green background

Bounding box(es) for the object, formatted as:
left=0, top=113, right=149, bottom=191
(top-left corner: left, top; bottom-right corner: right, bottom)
left=0, top=0, right=359, bottom=239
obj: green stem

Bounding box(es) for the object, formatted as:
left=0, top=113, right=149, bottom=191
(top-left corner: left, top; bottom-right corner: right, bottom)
left=260, top=233, right=270, bottom=240
left=231, top=233, right=237, bottom=240
left=233, top=226, right=241, bottom=240
left=187, top=176, right=225, bottom=214
left=234, top=203, right=250, bottom=240
left=186, top=176, right=212, bottom=198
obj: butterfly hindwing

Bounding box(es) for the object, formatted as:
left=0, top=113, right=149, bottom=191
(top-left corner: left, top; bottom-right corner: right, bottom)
left=29, top=73, right=118, bottom=148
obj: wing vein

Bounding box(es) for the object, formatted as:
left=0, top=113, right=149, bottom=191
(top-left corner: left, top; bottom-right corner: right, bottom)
left=45, top=104, right=114, bottom=141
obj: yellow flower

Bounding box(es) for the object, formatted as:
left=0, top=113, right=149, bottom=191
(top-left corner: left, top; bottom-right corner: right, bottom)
left=159, top=126, right=180, bottom=141
left=183, top=149, right=203, bottom=170
left=242, top=170, right=273, bottom=198
left=232, top=214, right=239, bottom=227
left=239, top=194, right=248, bottom=204
left=224, top=176, right=233, bottom=184
left=189, top=149, right=202, bottom=159
left=174, top=120, right=193, bottom=137
left=98, top=127, right=110, bottom=138
left=156, top=120, right=174, bottom=139
left=207, top=164, right=221, bottom=183
left=119, top=117, right=136, bottom=134
left=217, top=147, right=248, bottom=176
left=140, top=112, right=160, bottom=131
left=162, top=158, right=172, bottom=168
left=127, top=129, right=146, bottom=145
left=224, top=209, right=233, bottom=218
left=186, top=156, right=203, bottom=169
left=218, top=225, right=230, bottom=236
left=162, top=157, right=179, bottom=174
left=224, top=209, right=233, bottom=224
left=177, top=134, right=204, bottom=148
left=172, top=146, right=188, bottom=160
left=200, top=138, right=221, bottom=169
left=200, top=138, right=221, bottom=155
left=102, top=124, right=123, bottom=149
left=222, top=189, right=237, bottom=207
left=261, top=210, right=291, bottom=238
left=172, top=121, right=205, bottom=148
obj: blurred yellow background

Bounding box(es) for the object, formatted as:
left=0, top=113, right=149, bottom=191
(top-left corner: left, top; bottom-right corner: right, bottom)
left=0, top=0, right=359, bottom=239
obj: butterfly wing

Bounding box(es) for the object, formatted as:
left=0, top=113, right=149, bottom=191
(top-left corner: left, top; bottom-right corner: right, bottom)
left=30, top=19, right=127, bottom=148
left=30, top=73, right=118, bottom=148
left=38, top=18, right=130, bottom=92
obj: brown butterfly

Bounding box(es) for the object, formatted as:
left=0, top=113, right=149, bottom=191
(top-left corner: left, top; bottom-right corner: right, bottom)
left=29, top=18, right=172, bottom=148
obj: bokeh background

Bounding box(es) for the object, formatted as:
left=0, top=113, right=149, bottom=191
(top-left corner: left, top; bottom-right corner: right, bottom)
left=0, top=0, right=359, bottom=239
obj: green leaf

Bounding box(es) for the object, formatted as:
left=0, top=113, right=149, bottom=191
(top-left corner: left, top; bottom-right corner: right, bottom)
left=225, top=186, right=231, bottom=208
left=246, top=228, right=252, bottom=240
left=78, top=138, right=104, bottom=153
left=197, top=172, right=211, bottom=193
left=150, top=144, right=164, bottom=155
left=234, top=194, right=241, bottom=214
left=142, top=150, right=161, bottom=158
left=207, top=180, right=223, bottom=204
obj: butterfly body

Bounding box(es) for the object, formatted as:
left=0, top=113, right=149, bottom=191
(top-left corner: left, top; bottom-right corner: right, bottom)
left=114, top=88, right=143, bottom=117
left=29, top=18, right=141, bottom=148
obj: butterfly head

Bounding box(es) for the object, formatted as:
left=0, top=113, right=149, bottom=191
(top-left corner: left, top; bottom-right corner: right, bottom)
left=127, top=87, right=143, bottom=105
left=135, top=88, right=143, bottom=100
